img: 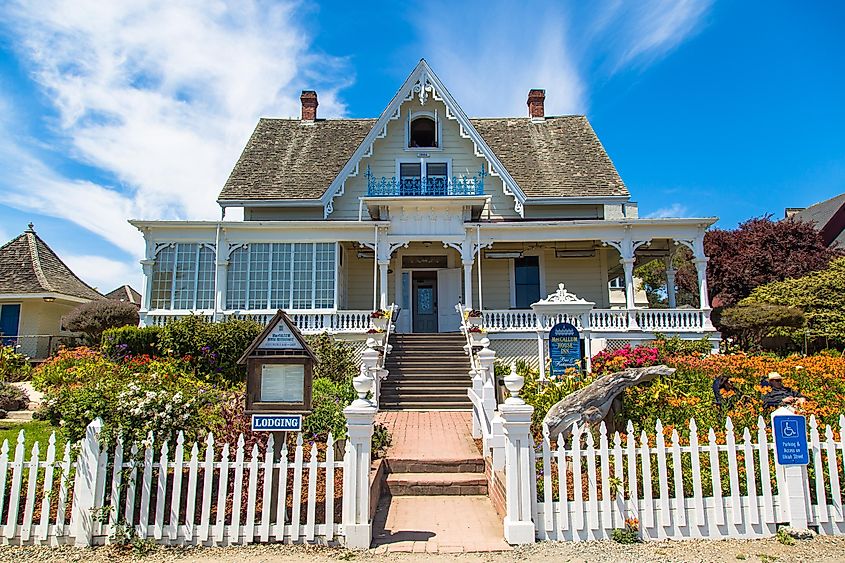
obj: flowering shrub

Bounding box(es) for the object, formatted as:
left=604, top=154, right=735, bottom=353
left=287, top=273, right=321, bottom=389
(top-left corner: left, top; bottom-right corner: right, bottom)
left=0, top=344, right=32, bottom=382
left=463, top=309, right=482, bottom=319
left=370, top=309, right=391, bottom=319
left=467, top=326, right=485, bottom=333
left=591, top=344, right=660, bottom=375
left=35, top=348, right=218, bottom=444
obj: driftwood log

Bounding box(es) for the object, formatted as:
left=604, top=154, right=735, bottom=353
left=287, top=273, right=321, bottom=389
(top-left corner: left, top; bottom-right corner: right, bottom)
left=542, top=365, right=675, bottom=440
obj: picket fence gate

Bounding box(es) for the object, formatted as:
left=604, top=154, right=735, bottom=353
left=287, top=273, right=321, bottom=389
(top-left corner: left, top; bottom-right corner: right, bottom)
left=534, top=414, right=845, bottom=541
left=0, top=420, right=347, bottom=546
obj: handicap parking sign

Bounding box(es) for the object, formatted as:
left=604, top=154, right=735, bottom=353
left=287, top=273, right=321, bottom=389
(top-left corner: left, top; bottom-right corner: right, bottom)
left=773, top=414, right=809, bottom=465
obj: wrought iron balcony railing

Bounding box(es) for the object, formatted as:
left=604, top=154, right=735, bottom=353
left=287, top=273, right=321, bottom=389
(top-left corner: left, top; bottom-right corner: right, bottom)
left=365, top=165, right=486, bottom=197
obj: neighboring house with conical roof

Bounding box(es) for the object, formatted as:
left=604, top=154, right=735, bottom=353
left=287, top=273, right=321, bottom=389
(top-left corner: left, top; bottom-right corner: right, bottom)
left=105, top=284, right=142, bottom=307
left=0, top=224, right=103, bottom=359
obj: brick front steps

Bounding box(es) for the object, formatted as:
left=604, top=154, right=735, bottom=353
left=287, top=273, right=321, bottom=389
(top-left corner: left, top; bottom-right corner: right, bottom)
left=385, top=472, right=487, bottom=496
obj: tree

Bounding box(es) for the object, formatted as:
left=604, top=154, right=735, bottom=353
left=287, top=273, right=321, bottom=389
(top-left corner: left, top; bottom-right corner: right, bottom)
left=668, top=216, right=838, bottom=308
left=741, top=257, right=845, bottom=348
left=62, top=300, right=140, bottom=344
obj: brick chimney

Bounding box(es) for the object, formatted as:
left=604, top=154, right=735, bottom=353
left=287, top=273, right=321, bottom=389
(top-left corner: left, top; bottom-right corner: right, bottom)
left=527, top=89, right=545, bottom=120
left=300, top=90, right=318, bottom=121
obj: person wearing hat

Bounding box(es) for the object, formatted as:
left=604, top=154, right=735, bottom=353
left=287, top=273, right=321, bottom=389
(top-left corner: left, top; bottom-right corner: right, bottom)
left=762, top=371, right=805, bottom=409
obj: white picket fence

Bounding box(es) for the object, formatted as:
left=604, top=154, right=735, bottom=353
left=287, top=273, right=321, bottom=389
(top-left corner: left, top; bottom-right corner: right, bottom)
left=0, top=422, right=347, bottom=546
left=534, top=415, right=845, bottom=541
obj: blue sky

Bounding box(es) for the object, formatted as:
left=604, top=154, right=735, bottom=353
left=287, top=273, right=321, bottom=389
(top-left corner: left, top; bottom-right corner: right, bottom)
left=0, top=1, right=843, bottom=292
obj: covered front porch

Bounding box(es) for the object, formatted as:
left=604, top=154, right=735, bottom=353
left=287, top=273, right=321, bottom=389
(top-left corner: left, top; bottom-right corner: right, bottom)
left=135, top=217, right=717, bottom=343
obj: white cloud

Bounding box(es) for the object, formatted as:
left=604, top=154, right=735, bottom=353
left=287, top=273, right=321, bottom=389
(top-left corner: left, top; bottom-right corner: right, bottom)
left=413, top=0, right=712, bottom=116
left=645, top=203, right=689, bottom=218
left=60, top=253, right=143, bottom=296
left=0, top=0, right=351, bottom=259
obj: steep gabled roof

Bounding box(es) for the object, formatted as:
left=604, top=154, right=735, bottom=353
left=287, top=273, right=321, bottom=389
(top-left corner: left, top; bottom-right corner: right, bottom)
left=219, top=118, right=376, bottom=201
left=0, top=226, right=103, bottom=300
left=471, top=116, right=628, bottom=198
left=217, top=59, right=630, bottom=212
left=217, top=116, right=628, bottom=202
left=105, top=285, right=142, bottom=305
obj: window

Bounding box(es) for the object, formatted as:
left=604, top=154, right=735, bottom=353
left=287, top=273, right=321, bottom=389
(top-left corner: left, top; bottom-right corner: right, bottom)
left=514, top=256, right=540, bottom=309
left=608, top=276, right=624, bottom=289
left=150, top=244, right=215, bottom=310
left=398, top=161, right=449, bottom=195
left=226, top=242, right=337, bottom=310
left=409, top=116, right=437, bottom=147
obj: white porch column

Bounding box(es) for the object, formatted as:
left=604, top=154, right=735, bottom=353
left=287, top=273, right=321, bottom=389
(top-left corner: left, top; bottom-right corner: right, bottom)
left=214, top=237, right=229, bottom=321
left=694, top=258, right=710, bottom=309
left=463, top=261, right=474, bottom=309
left=139, top=259, right=154, bottom=323
left=461, top=236, right=475, bottom=309
left=665, top=256, right=677, bottom=309
left=621, top=258, right=636, bottom=310
left=378, top=261, right=389, bottom=310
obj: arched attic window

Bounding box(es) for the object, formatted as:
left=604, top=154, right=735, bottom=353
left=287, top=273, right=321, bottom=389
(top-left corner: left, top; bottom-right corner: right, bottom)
left=409, top=116, right=437, bottom=148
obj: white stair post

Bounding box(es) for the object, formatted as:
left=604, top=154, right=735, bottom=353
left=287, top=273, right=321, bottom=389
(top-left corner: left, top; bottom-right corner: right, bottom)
left=70, top=418, right=103, bottom=546
left=361, top=347, right=380, bottom=407
left=499, top=364, right=536, bottom=544
left=343, top=372, right=377, bottom=549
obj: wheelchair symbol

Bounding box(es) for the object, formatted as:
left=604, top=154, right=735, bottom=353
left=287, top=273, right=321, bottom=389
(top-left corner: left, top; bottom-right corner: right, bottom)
left=781, top=421, right=798, bottom=437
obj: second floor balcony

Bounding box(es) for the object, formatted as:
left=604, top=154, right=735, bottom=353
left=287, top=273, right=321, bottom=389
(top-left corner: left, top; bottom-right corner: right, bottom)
left=365, top=165, right=486, bottom=197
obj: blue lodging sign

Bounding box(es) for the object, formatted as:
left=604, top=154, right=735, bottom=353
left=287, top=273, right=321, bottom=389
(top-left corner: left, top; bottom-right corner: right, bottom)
left=548, top=322, right=581, bottom=378
left=251, top=414, right=303, bottom=432
left=773, top=414, right=809, bottom=465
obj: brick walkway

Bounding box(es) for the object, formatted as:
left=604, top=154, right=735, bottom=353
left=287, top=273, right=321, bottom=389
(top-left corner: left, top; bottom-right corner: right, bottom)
left=375, top=411, right=479, bottom=460
left=372, top=410, right=511, bottom=553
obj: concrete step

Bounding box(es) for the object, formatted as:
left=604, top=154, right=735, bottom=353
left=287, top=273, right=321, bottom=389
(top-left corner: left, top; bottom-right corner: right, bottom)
left=380, top=391, right=470, bottom=401
left=385, top=458, right=485, bottom=474
left=384, top=472, right=487, bottom=496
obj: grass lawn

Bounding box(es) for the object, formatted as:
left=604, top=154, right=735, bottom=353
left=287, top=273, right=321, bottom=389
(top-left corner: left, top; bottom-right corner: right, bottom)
left=0, top=419, right=66, bottom=454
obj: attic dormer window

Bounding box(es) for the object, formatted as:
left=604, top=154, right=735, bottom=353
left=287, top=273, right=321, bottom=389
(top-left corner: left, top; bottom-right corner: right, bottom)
left=409, top=116, right=437, bottom=148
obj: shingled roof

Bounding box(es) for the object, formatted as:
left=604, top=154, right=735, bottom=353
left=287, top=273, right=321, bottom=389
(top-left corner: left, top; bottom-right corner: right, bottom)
left=0, top=226, right=103, bottom=300
left=218, top=115, right=628, bottom=203
left=105, top=285, right=142, bottom=305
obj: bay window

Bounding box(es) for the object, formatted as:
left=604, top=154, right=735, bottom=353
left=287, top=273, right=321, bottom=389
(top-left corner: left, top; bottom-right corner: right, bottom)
left=226, top=242, right=337, bottom=310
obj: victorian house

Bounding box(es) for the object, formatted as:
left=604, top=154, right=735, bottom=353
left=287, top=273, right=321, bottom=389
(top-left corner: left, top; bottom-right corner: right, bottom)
left=132, top=60, right=718, bottom=368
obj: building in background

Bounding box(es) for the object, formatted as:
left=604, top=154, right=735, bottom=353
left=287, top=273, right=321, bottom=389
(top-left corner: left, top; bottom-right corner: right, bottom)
left=786, top=192, right=845, bottom=248
left=105, top=285, right=142, bottom=308
left=0, top=224, right=103, bottom=359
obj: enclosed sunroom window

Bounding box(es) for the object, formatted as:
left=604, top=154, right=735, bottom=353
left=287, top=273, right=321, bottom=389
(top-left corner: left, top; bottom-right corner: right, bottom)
left=409, top=116, right=437, bottom=147
left=150, top=243, right=215, bottom=310
left=226, top=242, right=337, bottom=310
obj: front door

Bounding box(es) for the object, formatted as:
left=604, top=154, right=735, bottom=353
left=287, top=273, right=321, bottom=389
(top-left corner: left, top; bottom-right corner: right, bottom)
left=0, top=304, right=21, bottom=345
left=437, top=268, right=462, bottom=332
left=412, top=272, right=437, bottom=333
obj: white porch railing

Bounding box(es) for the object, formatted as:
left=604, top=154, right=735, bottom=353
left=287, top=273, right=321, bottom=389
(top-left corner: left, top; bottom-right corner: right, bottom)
left=482, top=308, right=709, bottom=333
left=144, top=310, right=372, bottom=333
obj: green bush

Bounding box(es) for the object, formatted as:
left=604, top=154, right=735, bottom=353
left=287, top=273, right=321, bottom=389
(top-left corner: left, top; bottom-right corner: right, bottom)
left=0, top=344, right=32, bottom=382
left=102, top=325, right=162, bottom=358
left=719, top=303, right=805, bottom=350
left=651, top=334, right=712, bottom=357
left=156, top=316, right=263, bottom=385
left=303, top=377, right=356, bottom=442
left=307, top=333, right=358, bottom=384
left=0, top=381, right=29, bottom=411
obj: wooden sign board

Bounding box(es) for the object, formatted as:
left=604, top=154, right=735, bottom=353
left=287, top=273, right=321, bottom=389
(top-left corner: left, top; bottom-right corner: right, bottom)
left=238, top=310, right=317, bottom=414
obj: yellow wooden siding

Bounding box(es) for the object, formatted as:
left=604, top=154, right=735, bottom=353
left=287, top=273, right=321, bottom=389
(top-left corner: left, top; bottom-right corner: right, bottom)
left=542, top=250, right=609, bottom=307
left=344, top=252, right=375, bottom=310
left=329, top=98, right=520, bottom=220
